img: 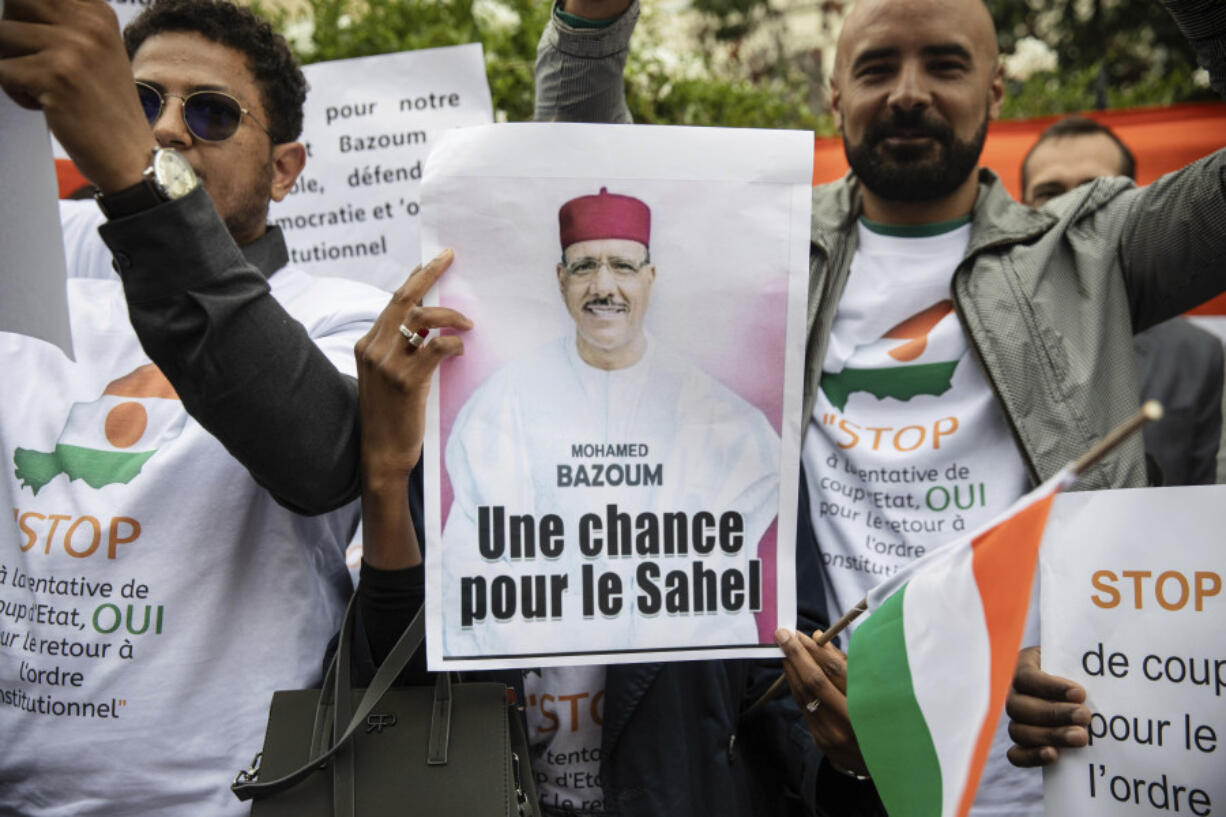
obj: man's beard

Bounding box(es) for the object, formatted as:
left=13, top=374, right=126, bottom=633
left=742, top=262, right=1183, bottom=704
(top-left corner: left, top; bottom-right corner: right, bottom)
left=844, top=108, right=988, bottom=203
left=222, top=160, right=275, bottom=243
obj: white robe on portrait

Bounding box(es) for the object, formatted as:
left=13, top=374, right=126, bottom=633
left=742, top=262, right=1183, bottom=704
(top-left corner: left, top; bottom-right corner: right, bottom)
left=441, top=334, right=780, bottom=660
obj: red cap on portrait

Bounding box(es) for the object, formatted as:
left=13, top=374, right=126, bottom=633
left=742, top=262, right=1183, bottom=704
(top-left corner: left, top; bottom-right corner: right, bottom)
left=559, top=187, right=651, bottom=249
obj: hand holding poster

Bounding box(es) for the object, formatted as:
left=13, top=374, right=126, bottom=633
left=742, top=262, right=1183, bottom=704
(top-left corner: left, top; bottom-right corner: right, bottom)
left=1041, top=485, right=1226, bottom=816
left=420, top=123, right=812, bottom=669
left=267, top=44, right=492, bottom=290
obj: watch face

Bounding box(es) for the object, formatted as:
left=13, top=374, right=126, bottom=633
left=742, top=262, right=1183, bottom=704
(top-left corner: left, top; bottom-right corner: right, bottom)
left=153, top=149, right=199, bottom=199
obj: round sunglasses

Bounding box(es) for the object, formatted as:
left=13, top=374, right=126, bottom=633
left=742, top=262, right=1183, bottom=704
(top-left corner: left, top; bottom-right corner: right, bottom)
left=135, top=81, right=271, bottom=143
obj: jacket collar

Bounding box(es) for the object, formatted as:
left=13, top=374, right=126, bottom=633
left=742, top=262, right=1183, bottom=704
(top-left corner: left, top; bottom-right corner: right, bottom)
left=240, top=224, right=290, bottom=279
left=811, top=167, right=1056, bottom=256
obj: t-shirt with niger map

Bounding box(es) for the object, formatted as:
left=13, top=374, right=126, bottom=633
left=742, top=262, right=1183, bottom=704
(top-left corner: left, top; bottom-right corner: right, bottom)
left=0, top=270, right=386, bottom=817
left=801, top=218, right=1036, bottom=816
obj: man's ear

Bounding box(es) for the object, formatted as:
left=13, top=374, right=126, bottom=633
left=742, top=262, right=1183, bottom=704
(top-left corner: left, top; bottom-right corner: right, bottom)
left=988, top=61, right=1005, bottom=121
left=557, top=262, right=567, bottom=295
left=830, top=76, right=843, bottom=131
left=269, top=141, right=307, bottom=202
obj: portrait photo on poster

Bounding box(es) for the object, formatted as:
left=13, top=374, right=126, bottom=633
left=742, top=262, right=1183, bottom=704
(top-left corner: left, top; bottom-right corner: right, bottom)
left=420, top=123, right=811, bottom=670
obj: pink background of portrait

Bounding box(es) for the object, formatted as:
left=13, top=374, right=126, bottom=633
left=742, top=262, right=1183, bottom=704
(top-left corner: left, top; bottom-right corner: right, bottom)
left=427, top=175, right=800, bottom=642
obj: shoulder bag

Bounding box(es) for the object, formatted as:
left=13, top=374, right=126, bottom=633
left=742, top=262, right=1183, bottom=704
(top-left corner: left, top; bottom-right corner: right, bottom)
left=231, top=596, right=540, bottom=817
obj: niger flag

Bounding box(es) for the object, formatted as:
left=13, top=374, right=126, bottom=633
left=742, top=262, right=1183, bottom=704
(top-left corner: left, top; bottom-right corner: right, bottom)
left=14, top=364, right=187, bottom=494
left=846, top=468, right=1073, bottom=817
left=821, top=300, right=964, bottom=411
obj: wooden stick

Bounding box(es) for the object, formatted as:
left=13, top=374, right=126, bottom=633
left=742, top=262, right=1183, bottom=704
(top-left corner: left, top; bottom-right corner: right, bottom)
left=746, top=401, right=1164, bottom=719
left=1072, top=400, right=1163, bottom=476
left=743, top=600, right=866, bottom=720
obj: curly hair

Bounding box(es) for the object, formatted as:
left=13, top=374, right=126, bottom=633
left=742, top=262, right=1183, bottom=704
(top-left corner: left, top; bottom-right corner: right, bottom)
left=123, top=0, right=308, bottom=145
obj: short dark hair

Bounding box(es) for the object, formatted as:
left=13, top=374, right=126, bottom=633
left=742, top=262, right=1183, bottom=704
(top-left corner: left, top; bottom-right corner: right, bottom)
left=124, top=0, right=308, bottom=145
left=1020, top=115, right=1137, bottom=192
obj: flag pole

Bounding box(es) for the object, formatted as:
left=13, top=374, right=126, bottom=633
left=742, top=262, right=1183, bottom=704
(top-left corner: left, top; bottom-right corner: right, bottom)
left=1071, top=400, right=1163, bottom=476
left=745, top=602, right=866, bottom=719
left=746, top=400, right=1164, bottom=718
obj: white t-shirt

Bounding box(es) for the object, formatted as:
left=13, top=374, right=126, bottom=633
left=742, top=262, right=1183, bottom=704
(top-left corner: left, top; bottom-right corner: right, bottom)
left=0, top=270, right=387, bottom=817
left=524, top=665, right=607, bottom=813
left=59, top=199, right=117, bottom=280
left=802, top=220, right=1039, bottom=816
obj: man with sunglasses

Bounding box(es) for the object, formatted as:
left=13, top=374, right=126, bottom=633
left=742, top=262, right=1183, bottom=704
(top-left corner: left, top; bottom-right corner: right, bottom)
left=0, top=1, right=388, bottom=815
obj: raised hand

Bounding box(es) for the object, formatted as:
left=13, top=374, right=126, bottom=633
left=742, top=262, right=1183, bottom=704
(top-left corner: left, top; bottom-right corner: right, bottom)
left=354, top=249, right=472, bottom=569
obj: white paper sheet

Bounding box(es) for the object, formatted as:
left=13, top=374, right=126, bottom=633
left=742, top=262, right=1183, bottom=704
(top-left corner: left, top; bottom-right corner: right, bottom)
left=1041, top=486, right=1226, bottom=816
left=421, top=123, right=812, bottom=669
left=1, top=97, right=73, bottom=358
left=267, top=43, right=493, bottom=291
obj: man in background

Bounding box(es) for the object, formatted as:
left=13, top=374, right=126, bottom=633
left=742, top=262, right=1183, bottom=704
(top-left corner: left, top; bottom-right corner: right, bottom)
left=532, top=0, right=1226, bottom=814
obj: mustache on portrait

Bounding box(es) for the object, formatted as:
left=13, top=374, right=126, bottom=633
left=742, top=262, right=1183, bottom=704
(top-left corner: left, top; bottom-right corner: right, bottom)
left=583, top=294, right=629, bottom=310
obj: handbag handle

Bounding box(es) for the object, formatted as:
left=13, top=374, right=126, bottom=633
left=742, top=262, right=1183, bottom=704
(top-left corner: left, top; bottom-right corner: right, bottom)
left=231, top=593, right=428, bottom=802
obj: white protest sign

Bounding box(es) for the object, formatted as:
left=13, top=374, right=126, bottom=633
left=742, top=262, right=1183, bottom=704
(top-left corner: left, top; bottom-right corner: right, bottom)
left=107, top=0, right=148, bottom=29
left=421, top=123, right=813, bottom=670
left=269, top=44, right=493, bottom=291
left=1042, top=485, right=1226, bottom=816
left=0, top=96, right=73, bottom=358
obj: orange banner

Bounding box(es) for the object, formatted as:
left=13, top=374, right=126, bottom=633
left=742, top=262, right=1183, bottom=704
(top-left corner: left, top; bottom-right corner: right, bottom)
left=814, top=101, right=1226, bottom=198
left=814, top=102, right=1226, bottom=314
left=55, top=103, right=1226, bottom=312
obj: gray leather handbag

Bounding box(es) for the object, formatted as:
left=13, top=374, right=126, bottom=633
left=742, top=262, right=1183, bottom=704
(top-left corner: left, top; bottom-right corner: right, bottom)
left=232, top=597, right=540, bottom=817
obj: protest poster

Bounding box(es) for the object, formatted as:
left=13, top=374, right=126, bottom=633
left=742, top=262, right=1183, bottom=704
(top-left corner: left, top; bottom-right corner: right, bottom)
left=267, top=44, right=493, bottom=291
left=419, top=123, right=812, bottom=669
left=1041, top=485, right=1226, bottom=816
left=0, top=95, right=73, bottom=358
left=105, top=0, right=148, bottom=29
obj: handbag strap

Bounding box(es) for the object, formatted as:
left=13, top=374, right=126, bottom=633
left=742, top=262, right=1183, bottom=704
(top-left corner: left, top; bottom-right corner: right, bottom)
left=428, top=671, right=453, bottom=764
left=332, top=595, right=357, bottom=817
left=231, top=594, right=427, bottom=801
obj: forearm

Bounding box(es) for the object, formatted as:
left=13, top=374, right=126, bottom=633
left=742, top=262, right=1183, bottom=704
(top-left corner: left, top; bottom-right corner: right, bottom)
left=357, top=561, right=426, bottom=666
left=814, top=762, right=886, bottom=817
left=360, top=471, right=422, bottom=571
left=533, top=0, right=639, bottom=123
left=1162, top=0, right=1226, bottom=98
left=99, top=188, right=362, bottom=514
left=1121, top=149, right=1226, bottom=330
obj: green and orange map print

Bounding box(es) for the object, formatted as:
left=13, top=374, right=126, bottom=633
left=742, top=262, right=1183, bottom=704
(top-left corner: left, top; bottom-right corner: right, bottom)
left=820, top=300, right=964, bottom=410
left=14, top=364, right=186, bottom=494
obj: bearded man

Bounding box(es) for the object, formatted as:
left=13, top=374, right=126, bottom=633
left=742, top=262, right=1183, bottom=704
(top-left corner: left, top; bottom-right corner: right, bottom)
left=531, top=0, right=1226, bottom=813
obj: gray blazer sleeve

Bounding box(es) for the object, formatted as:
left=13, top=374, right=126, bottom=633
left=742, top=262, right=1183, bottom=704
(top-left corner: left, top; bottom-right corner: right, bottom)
left=1163, top=0, right=1226, bottom=97
left=98, top=188, right=363, bottom=515
left=533, top=0, right=639, bottom=123
left=1116, top=3, right=1226, bottom=328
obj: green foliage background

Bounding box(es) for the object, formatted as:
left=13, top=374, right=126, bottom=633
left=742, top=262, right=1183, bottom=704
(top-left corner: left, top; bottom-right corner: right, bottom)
left=264, top=0, right=1213, bottom=130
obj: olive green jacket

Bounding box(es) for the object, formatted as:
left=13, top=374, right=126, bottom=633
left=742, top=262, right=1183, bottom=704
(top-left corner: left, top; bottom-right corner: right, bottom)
left=805, top=155, right=1226, bottom=491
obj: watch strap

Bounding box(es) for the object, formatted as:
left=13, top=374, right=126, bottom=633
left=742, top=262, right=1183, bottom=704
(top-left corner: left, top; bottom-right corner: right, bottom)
left=94, top=172, right=165, bottom=220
